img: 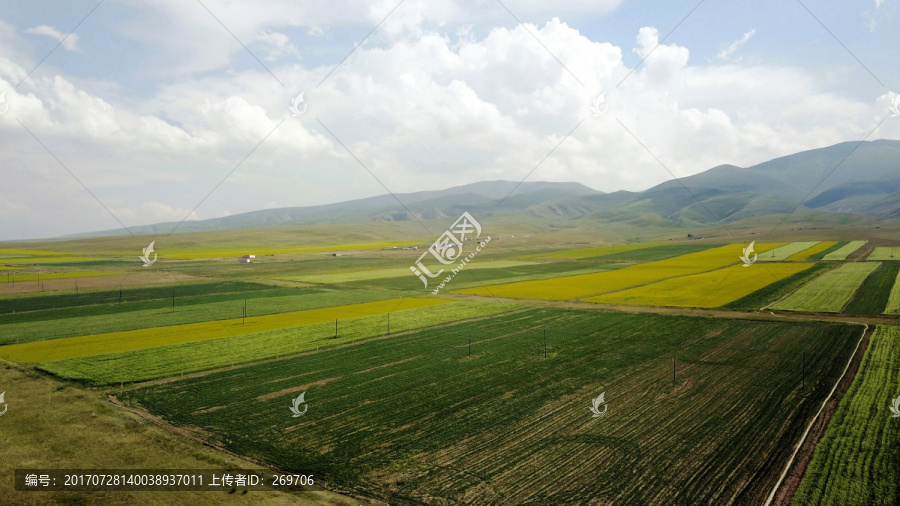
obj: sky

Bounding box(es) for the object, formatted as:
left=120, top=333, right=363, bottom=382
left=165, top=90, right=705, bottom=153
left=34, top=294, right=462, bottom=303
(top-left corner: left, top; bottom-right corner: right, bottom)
left=0, top=0, right=898, bottom=240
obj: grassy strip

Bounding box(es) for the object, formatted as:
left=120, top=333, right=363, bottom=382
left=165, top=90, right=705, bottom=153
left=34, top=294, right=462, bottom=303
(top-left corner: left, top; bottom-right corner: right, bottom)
left=806, top=241, right=848, bottom=261
left=882, top=266, right=900, bottom=315
left=38, top=301, right=522, bottom=384
left=771, top=262, right=881, bottom=313
left=843, top=262, right=900, bottom=315
left=791, top=326, right=899, bottom=505
left=0, top=288, right=398, bottom=345
left=722, top=263, right=833, bottom=311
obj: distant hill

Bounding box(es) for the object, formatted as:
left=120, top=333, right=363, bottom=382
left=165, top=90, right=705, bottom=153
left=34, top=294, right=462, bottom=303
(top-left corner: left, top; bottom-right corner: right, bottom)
left=74, top=140, right=900, bottom=238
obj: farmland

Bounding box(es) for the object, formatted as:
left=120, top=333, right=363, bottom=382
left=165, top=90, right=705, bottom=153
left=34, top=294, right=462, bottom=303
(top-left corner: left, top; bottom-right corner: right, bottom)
left=583, top=262, right=813, bottom=308
left=865, top=247, right=900, bottom=261
left=791, top=326, right=900, bottom=505
left=787, top=241, right=839, bottom=260
left=0, top=297, right=451, bottom=363
left=822, top=241, right=867, bottom=261
left=0, top=230, right=896, bottom=504
left=843, top=263, right=900, bottom=315
left=453, top=243, right=783, bottom=300
left=756, top=242, right=820, bottom=261
left=771, top=262, right=881, bottom=313
left=39, top=300, right=522, bottom=384
left=122, top=309, right=861, bottom=504
left=886, top=268, right=900, bottom=315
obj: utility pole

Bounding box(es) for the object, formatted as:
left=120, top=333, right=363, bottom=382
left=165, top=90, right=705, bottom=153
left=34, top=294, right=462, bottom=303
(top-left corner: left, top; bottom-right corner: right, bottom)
left=544, top=328, right=547, bottom=359
left=172, top=289, right=175, bottom=312
left=469, top=335, right=471, bottom=357
left=387, top=313, right=390, bottom=335
left=335, top=319, right=338, bottom=339
left=243, top=299, right=247, bottom=324
left=673, top=356, right=676, bottom=385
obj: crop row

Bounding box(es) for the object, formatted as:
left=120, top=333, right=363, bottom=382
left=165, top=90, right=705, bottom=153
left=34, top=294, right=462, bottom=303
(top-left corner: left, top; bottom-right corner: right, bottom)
left=791, top=326, right=899, bottom=505
left=786, top=241, right=838, bottom=260
left=38, top=301, right=522, bottom=384
left=864, top=247, right=900, bottom=261
left=771, top=262, right=880, bottom=313
left=123, top=309, right=859, bottom=504
left=822, top=241, right=867, bottom=261
left=842, top=262, right=900, bottom=315
left=455, top=243, right=784, bottom=300
left=3, top=297, right=448, bottom=363
left=757, top=242, right=821, bottom=261
left=584, top=262, right=812, bottom=308
left=0, top=287, right=397, bottom=345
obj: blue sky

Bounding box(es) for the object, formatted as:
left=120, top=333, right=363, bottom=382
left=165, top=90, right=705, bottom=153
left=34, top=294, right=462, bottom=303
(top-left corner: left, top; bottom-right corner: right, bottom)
left=0, top=0, right=898, bottom=239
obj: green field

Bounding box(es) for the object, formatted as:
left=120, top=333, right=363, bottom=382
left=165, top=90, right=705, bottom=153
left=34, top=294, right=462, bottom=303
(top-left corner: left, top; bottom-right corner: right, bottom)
left=865, top=247, right=900, bottom=261
left=123, top=309, right=860, bottom=504
left=771, top=262, right=881, bottom=313
left=791, top=326, right=900, bottom=505
left=822, top=241, right=867, bottom=261
left=843, top=263, right=900, bottom=315
left=885, top=268, right=900, bottom=315
left=757, top=242, right=821, bottom=261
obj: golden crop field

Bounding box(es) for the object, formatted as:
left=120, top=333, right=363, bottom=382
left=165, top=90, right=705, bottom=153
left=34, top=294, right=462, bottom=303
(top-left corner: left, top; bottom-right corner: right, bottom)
left=453, top=243, right=786, bottom=300
left=787, top=241, right=838, bottom=260
left=584, top=262, right=813, bottom=308
left=0, top=297, right=449, bottom=363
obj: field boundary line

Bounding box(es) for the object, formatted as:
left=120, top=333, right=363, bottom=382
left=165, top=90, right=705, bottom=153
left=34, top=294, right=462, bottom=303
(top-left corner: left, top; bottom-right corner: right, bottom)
left=763, top=323, right=868, bottom=506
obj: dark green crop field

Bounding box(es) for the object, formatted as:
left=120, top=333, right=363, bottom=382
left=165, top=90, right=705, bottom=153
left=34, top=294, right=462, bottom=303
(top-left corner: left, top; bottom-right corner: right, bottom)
left=124, top=309, right=861, bottom=504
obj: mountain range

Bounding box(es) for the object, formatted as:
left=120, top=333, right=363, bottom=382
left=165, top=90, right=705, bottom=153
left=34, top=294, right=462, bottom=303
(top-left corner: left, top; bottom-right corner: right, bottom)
left=84, top=139, right=900, bottom=237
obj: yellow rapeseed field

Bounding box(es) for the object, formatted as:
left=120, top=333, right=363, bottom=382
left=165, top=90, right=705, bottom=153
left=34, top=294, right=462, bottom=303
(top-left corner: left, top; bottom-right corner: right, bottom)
left=584, top=262, right=813, bottom=308
left=453, top=243, right=786, bottom=300
left=786, top=241, right=838, bottom=260
left=0, top=297, right=449, bottom=363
